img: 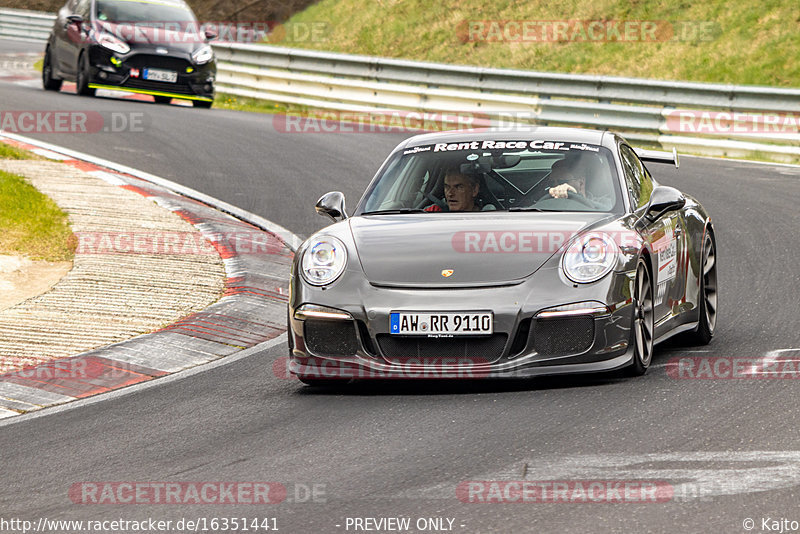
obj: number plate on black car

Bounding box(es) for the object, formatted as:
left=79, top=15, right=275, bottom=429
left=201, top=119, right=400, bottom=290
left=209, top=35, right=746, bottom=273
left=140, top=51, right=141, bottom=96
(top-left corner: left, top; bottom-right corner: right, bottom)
left=143, top=68, right=177, bottom=83
left=390, top=312, right=493, bottom=335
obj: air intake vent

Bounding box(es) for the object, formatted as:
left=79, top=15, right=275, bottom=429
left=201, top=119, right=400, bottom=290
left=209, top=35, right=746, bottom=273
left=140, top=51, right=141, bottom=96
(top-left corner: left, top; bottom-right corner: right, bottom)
left=304, top=320, right=359, bottom=357
left=533, top=317, right=594, bottom=356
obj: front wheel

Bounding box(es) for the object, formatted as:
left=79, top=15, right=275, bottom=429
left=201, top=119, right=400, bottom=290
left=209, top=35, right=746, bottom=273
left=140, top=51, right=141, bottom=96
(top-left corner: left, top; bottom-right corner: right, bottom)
left=626, top=258, right=654, bottom=376
left=42, top=47, right=63, bottom=91
left=75, top=53, right=95, bottom=96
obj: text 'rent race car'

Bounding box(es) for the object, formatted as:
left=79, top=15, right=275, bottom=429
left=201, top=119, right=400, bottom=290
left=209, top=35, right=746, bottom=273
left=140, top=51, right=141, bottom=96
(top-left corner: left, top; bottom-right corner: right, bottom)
left=288, top=127, right=717, bottom=384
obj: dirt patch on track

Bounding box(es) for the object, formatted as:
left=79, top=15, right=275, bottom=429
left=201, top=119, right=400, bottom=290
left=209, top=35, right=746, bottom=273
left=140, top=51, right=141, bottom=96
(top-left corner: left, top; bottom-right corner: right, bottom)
left=0, top=255, right=71, bottom=311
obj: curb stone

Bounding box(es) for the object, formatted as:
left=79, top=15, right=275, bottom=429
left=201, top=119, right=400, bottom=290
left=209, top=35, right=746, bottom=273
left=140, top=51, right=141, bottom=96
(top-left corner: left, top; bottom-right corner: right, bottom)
left=0, top=134, right=297, bottom=418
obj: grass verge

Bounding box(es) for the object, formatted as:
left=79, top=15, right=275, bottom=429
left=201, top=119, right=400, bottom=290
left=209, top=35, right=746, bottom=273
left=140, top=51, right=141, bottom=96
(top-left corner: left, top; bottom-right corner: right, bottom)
left=213, top=93, right=310, bottom=116
left=0, top=143, right=38, bottom=160
left=282, top=0, right=800, bottom=87
left=0, top=166, right=75, bottom=262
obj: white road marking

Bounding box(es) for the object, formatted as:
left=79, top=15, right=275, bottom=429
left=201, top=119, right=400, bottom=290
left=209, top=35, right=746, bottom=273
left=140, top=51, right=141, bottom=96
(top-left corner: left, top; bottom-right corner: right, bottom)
left=87, top=169, right=126, bottom=185
left=0, top=407, right=19, bottom=419
left=407, top=451, right=800, bottom=502
left=31, top=148, right=71, bottom=160
left=741, top=348, right=800, bottom=376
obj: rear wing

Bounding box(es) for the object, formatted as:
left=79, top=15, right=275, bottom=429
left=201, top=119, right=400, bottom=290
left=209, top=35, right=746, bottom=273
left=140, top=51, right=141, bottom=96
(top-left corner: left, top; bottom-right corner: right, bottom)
left=634, top=147, right=680, bottom=168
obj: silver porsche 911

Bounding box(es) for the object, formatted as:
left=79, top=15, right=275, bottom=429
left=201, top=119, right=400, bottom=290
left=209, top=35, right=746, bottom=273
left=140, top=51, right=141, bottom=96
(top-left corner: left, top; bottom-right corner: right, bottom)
left=287, top=127, right=717, bottom=384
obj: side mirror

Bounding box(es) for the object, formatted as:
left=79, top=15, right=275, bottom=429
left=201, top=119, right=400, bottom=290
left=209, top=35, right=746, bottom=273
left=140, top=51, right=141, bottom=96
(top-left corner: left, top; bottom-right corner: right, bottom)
left=645, top=186, right=685, bottom=221
left=315, top=191, right=347, bottom=222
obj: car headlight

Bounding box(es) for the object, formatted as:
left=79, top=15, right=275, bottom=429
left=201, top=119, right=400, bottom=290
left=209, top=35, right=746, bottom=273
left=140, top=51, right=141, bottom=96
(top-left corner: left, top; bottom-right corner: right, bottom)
left=96, top=32, right=130, bottom=54
left=191, top=45, right=214, bottom=65
left=301, top=236, right=347, bottom=286
left=562, top=233, right=619, bottom=283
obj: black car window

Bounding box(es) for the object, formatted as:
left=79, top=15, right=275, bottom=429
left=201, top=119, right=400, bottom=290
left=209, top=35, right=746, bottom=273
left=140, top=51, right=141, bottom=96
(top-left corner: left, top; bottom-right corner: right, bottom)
left=619, top=144, right=654, bottom=209
left=94, top=0, right=196, bottom=23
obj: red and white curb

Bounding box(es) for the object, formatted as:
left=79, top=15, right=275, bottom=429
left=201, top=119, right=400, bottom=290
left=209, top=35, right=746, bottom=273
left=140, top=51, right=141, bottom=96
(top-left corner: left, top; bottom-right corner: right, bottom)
left=0, top=132, right=300, bottom=418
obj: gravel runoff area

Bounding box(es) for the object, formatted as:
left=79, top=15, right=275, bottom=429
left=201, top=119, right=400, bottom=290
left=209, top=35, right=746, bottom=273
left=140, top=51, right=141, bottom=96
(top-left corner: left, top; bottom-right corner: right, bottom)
left=0, top=159, right=226, bottom=374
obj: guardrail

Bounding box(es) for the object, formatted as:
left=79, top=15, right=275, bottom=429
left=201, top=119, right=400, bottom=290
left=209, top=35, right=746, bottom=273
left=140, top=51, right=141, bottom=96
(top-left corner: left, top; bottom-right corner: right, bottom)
left=0, top=8, right=54, bottom=43
left=3, top=8, right=799, bottom=160
left=212, top=43, right=800, bottom=159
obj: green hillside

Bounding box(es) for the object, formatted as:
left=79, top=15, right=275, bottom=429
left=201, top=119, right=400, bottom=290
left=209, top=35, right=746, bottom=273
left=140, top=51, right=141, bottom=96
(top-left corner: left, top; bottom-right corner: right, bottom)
left=281, top=0, right=799, bottom=87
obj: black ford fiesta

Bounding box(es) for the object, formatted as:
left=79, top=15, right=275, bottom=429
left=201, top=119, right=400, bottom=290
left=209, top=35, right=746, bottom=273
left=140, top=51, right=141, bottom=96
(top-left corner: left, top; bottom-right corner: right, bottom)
left=43, top=0, right=216, bottom=107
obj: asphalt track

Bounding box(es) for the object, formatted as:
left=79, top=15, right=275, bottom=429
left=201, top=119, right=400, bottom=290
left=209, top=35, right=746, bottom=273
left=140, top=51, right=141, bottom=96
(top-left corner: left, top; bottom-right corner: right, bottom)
left=2, top=39, right=800, bottom=533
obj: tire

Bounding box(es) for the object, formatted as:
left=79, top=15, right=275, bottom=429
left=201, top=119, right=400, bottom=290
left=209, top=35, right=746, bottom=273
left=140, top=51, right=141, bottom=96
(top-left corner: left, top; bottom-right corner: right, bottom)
left=686, top=232, right=717, bottom=345
left=626, top=258, right=655, bottom=376
left=42, top=46, right=63, bottom=91
left=75, top=52, right=95, bottom=96
left=194, top=99, right=213, bottom=108
left=153, top=95, right=172, bottom=104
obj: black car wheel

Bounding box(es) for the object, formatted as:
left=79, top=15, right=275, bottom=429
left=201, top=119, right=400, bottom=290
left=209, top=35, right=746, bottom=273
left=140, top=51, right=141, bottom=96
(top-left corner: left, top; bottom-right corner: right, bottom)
left=626, top=258, right=654, bottom=376
left=687, top=232, right=717, bottom=344
left=76, top=52, right=95, bottom=96
left=42, top=46, right=63, bottom=91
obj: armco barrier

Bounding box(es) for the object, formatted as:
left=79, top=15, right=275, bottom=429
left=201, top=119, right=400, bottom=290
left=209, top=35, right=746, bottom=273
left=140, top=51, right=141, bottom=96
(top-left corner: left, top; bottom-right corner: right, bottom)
left=0, top=8, right=54, bottom=43
left=2, top=8, right=799, bottom=159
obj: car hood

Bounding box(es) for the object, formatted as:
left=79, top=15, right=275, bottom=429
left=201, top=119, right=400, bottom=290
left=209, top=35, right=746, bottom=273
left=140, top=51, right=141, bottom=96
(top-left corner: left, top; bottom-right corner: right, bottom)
left=349, top=213, right=612, bottom=287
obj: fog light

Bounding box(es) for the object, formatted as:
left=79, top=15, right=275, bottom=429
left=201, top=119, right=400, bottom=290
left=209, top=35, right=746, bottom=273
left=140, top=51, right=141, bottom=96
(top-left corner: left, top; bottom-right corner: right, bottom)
left=203, top=83, right=212, bottom=92
left=110, top=57, right=121, bottom=67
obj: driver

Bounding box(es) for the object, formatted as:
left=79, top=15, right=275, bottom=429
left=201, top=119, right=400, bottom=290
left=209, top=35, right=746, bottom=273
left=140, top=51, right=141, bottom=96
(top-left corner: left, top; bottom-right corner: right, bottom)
left=425, top=169, right=480, bottom=212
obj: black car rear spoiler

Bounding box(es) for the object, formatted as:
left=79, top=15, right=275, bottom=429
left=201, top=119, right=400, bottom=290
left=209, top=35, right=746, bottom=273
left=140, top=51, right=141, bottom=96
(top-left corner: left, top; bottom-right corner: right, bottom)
left=634, top=147, right=680, bottom=168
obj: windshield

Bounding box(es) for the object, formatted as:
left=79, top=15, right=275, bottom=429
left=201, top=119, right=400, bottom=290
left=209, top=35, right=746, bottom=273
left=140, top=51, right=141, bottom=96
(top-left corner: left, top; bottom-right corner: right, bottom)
left=358, top=140, right=623, bottom=214
left=95, top=0, right=197, bottom=23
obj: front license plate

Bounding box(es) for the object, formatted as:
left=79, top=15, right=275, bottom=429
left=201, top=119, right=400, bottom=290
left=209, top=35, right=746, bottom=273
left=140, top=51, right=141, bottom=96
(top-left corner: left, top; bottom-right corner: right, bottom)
left=390, top=312, right=493, bottom=336
left=143, top=68, right=177, bottom=83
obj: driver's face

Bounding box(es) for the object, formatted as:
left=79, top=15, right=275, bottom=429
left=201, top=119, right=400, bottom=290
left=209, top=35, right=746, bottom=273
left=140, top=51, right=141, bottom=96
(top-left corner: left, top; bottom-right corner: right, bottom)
left=443, top=173, right=479, bottom=211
